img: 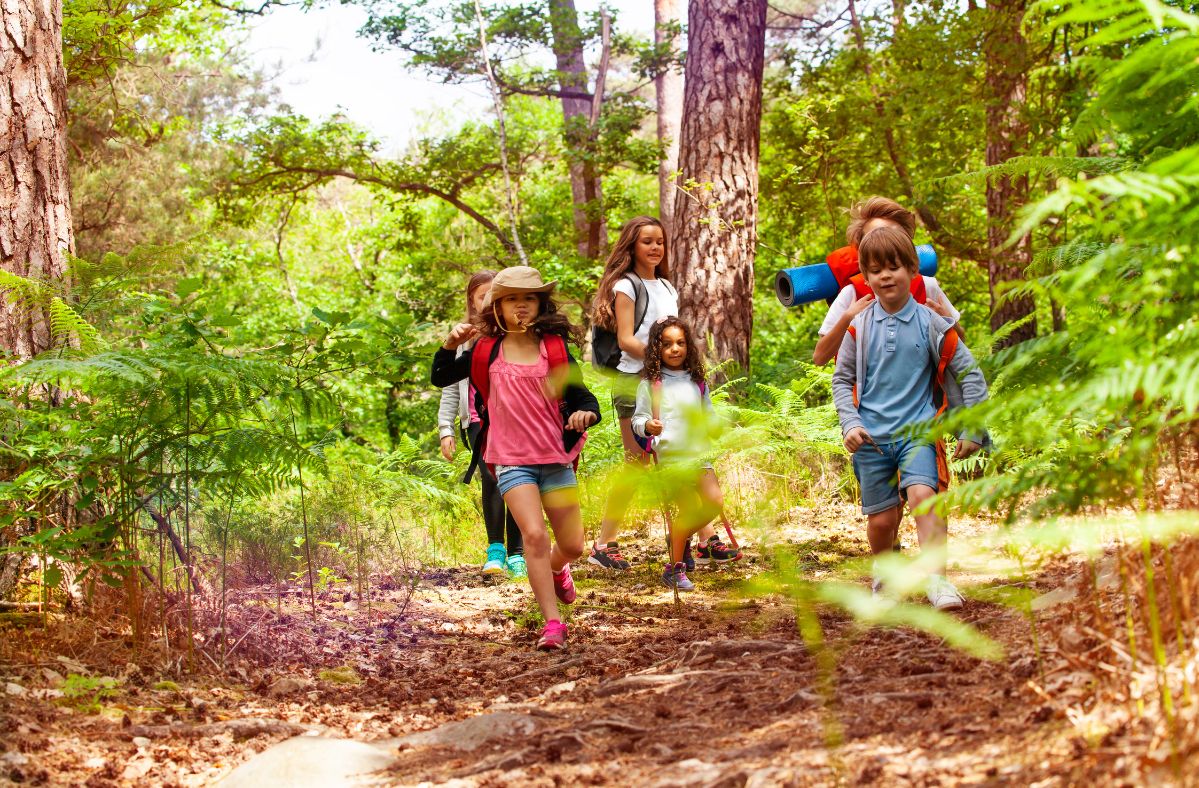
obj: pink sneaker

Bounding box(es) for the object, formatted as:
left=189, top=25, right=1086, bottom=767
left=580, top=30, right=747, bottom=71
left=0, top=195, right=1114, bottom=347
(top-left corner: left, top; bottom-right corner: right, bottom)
left=552, top=564, right=576, bottom=604
left=537, top=620, right=567, bottom=650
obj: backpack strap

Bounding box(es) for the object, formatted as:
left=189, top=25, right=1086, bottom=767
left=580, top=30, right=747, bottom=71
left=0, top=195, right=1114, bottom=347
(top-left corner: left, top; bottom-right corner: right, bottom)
left=911, top=275, right=928, bottom=304
left=624, top=272, right=650, bottom=334
left=932, top=328, right=959, bottom=417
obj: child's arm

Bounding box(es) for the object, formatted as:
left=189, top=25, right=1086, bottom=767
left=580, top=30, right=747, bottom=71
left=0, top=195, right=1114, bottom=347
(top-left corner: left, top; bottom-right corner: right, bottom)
left=631, top=380, right=656, bottom=437
left=831, top=331, right=875, bottom=453
left=436, top=383, right=460, bottom=459
left=813, top=287, right=874, bottom=366
left=562, top=354, right=601, bottom=431
left=430, top=325, right=475, bottom=387
left=946, top=337, right=989, bottom=452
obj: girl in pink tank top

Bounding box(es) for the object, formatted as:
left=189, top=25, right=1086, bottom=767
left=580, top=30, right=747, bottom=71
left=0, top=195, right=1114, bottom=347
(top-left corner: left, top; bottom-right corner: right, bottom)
left=431, top=266, right=600, bottom=651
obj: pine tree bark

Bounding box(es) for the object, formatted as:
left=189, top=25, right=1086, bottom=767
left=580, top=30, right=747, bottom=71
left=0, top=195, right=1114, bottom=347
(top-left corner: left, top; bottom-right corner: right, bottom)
left=1, top=0, right=74, bottom=600
left=671, top=0, right=766, bottom=375
left=548, top=0, right=605, bottom=260
left=654, top=0, right=683, bottom=234
left=1, top=0, right=73, bottom=358
left=983, top=0, right=1037, bottom=348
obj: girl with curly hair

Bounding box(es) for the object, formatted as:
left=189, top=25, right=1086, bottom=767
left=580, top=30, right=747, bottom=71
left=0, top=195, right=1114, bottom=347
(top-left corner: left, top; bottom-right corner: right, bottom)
left=631, top=317, right=736, bottom=592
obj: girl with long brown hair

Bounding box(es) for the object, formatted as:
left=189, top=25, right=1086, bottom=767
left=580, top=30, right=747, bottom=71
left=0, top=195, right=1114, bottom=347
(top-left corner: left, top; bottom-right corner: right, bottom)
left=587, top=216, right=678, bottom=571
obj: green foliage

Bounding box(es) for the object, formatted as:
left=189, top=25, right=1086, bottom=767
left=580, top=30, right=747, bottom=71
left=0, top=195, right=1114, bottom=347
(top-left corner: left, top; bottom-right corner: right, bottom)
left=941, top=0, right=1199, bottom=520
left=60, top=674, right=120, bottom=713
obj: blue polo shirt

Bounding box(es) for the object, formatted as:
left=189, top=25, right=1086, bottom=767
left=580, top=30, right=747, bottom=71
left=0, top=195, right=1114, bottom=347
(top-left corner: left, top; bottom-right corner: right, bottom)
left=858, top=296, right=936, bottom=442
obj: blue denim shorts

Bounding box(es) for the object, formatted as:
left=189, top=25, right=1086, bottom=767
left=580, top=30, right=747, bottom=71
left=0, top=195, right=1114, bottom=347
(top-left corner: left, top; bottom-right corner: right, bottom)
left=851, top=437, right=940, bottom=515
left=494, top=463, right=577, bottom=497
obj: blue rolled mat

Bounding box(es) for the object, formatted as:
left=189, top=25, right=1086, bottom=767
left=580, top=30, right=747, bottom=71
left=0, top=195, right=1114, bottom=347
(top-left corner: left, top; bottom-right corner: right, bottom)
left=774, top=245, right=938, bottom=307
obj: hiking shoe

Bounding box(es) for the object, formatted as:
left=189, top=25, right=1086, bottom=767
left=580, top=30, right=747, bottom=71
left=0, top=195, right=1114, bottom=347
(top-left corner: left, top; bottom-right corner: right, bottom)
left=682, top=539, right=695, bottom=573
left=537, top=620, right=567, bottom=650
left=552, top=564, right=577, bottom=604
left=506, top=554, right=527, bottom=579
left=587, top=541, right=631, bottom=571
left=482, top=543, right=507, bottom=575
left=696, top=535, right=738, bottom=565
left=927, top=575, right=964, bottom=610
left=661, top=562, right=695, bottom=592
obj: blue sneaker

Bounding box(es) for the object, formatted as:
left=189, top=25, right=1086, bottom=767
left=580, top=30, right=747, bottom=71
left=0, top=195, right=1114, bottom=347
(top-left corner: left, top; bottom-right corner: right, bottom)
left=506, top=554, right=527, bottom=579
left=662, top=562, right=695, bottom=591
left=482, top=543, right=506, bottom=575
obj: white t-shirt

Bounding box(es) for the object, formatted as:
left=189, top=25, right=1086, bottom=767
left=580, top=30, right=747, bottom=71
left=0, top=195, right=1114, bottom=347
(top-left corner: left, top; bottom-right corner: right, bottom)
left=612, top=277, right=679, bottom=373
left=817, top=276, right=959, bottom=336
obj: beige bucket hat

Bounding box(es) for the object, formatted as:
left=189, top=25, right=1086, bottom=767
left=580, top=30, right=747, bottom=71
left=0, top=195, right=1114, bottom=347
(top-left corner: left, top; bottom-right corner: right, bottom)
left=480, top=266, right=557, bottom=309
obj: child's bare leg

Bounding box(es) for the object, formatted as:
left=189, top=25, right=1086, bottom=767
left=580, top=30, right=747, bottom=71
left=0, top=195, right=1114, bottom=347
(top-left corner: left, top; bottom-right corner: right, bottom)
left=905, top=484, right=946, bottom=574
left=596, top=418, right=645, bottom=544
left=544, top=487, right=585, bottom=571
left=671, top=470, right=724, bottom=563
left=867, top=506, right=901, bottom=555
left=504, top=485, right=560, bottom=623
left=890, top=503, right=903, bottom=547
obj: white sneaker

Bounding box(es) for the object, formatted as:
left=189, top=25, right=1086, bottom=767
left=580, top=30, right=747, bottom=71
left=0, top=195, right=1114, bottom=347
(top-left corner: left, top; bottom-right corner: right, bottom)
left=927, top=575, right=964, bottom=610
left=871, top=561, right=886, bottom=599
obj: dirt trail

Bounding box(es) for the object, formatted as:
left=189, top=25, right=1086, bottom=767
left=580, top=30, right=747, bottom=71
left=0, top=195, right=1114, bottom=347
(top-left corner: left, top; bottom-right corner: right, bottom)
left=0, top=505, right=1151, bottom=785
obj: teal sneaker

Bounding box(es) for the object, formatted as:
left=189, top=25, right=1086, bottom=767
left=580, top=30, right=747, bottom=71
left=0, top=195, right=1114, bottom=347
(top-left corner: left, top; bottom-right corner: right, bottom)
left=506, top=554, right=527, bottom=579
left=482, top=543, right=506, bottom=575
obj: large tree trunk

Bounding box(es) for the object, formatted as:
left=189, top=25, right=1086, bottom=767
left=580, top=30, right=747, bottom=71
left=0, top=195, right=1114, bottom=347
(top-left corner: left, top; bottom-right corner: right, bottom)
left=671, top=0, right=766, bottom=375
left=1, top=0, right=74, bottom=600
left=654, top=0, right=684, bottom=234
left=548, top=0, right=605, bottom=260
left=1, top=0, right=73, bottom=354
left=983, top=0, right=1037, bottom=349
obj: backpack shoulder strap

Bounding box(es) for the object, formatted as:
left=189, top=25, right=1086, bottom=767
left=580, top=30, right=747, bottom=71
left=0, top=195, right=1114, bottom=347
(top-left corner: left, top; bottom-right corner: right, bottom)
left=932, top=326, right=959, bottom=416
left=911, top=275, right=928, bottom=304
left=848, top=273, right=872, bottom=301
left=469, top=336, right=501, bottom=409
left=624, top=272, right=650, bottom=333
left=544, top=334, right=568, bottom=370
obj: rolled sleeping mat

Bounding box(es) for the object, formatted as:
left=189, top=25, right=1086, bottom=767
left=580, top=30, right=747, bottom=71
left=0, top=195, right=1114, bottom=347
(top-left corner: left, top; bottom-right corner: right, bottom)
left=773, top=244, right=939, bottom=307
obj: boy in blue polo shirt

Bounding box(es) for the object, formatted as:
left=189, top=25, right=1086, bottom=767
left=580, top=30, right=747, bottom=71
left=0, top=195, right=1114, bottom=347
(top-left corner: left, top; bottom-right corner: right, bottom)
left=832, top=226, right=989, bottom=610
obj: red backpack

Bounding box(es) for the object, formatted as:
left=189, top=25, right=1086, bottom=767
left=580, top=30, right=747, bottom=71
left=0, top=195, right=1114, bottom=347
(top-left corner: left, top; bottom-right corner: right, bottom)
left=826, top=245, right=928, bottom=305
left=464, top=334, right=575, bottom=482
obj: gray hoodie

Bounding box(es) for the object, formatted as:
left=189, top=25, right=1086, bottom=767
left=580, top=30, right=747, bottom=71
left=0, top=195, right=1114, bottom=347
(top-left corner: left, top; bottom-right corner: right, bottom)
left=436, top=345, right=471, bottom=439
left=832, top=302, right=989, bottom=445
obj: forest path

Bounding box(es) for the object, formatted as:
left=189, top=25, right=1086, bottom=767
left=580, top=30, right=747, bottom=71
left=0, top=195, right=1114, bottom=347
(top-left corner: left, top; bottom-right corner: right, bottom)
left=2, top=504, right=1111, bottom=786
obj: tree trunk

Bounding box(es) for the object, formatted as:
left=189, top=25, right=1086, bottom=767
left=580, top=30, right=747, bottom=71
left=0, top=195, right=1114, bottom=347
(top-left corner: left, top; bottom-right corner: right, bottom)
left=1, top=0, right=74, bottom=600
left=983, top=0, right=1037, bottom=348
left=654, top=0, right=684, bottom=234
left=1, top=0, right=73, bottom=355
left=671, top=0, right=766, bottom=376
left=548, top=0, right=605, bottom=260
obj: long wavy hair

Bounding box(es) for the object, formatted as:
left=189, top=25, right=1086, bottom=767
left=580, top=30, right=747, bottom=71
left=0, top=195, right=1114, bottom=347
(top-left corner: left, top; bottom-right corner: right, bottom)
left=590, top=216, right=671, bottom=330
left=642, top=316, right=705, bottom=385
left=463, top=270, right=497, bottom=323
left=474, top=291, right=586, bottom=348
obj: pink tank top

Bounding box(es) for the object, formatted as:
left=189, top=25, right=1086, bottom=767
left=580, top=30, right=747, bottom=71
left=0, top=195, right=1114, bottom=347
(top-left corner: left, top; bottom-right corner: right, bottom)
left=483, top=340, right=580, bottom=466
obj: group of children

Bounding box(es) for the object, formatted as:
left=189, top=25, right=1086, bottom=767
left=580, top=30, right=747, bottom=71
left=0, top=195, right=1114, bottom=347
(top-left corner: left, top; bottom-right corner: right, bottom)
left=432, top=198, right=989, bottom=650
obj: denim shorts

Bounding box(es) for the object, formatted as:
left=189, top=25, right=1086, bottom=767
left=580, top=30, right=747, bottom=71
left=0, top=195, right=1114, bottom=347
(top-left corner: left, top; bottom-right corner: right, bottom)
left=851, top=437, right=940, bottom=515
left=609, top=371, right=641, bottom=420
left=494, top=463, right=577, bottom=497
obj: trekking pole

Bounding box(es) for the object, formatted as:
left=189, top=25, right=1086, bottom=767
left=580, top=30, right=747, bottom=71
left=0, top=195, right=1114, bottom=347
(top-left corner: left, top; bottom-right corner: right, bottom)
left=718, top=508, right=740, bottom=551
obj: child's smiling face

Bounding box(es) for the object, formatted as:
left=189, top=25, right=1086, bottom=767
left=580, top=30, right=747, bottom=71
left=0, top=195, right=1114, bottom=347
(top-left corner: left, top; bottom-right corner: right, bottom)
left=498, top=292, right=540, bottom=330
left=633, top=224, right=665, bottom=270
left=660, top=325, right=689, bottom=369
left=863, top=256, right=914, bottom=312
